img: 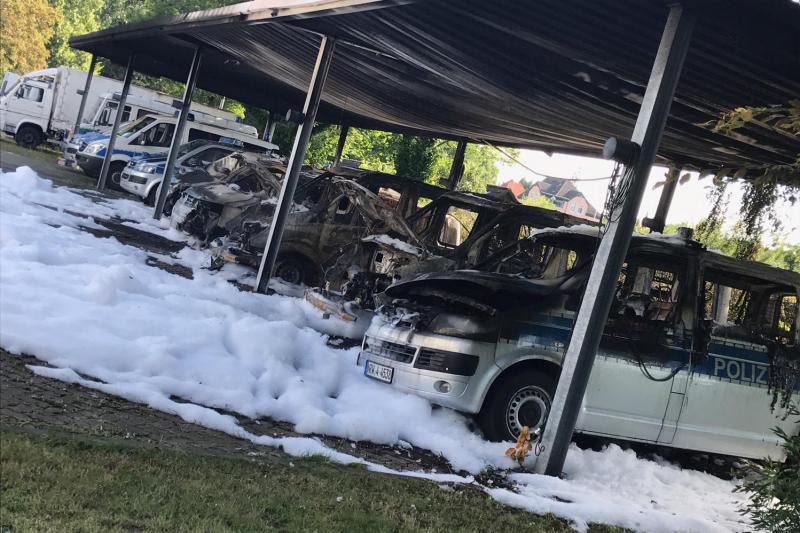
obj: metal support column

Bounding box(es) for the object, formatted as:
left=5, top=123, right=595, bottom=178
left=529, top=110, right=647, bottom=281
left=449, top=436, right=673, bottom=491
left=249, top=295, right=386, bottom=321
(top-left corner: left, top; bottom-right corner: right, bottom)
left=254, top=35, right=336, bottom=294
left=73, top=54, right=97, bottom=137
left=448, top=139, right=467, bottom=190
left=97, top=53, right=135, bottom=190
left=534, top=4, right=695, bottom=476
left=264, top=111, right=277, bottom=141
left=643, top=166, right=681, bottom=233
left=333, top=123, right=349, bottom=165
left=153, top=48, right=203, bottom=219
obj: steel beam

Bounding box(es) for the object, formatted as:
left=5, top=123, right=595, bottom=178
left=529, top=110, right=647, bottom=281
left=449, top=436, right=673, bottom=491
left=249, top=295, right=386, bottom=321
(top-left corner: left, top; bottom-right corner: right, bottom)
left=333, top=123, right=350, bottom=165
left=534, top=4, right=695, bottom=477
left=643, top=166, right=681, bottom=233
left=448, top=139, right=467, bottom=190
left=153, top=49, right=203, bottom=219
left=254, top=36, right=336, bottom=293
left=97, top=53, right=135, bottom=190
left=73, top=54, right=97, bottom=137
left=264, top=111, right=277, bottom=141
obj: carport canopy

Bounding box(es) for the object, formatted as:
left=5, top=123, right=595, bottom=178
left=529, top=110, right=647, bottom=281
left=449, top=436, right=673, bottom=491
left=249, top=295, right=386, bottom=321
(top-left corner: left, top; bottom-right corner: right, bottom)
left=69, top=0, right=800, bottom=182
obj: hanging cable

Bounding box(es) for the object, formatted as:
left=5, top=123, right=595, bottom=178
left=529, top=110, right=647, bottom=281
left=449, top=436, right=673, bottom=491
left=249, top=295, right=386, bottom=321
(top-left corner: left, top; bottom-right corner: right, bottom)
left=471, top=137, right=616, bottom=183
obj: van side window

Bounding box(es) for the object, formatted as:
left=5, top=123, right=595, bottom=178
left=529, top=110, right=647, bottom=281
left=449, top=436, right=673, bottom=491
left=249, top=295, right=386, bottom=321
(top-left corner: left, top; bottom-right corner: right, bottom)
left=439, top=206, right=478, bottom=248
left=765, top=293, right=798, bottom=342
left=616, top=261, right=680, bottom=322
left=138, top=123, right=176, bottom=147
left=188, top=128, right=221, bottom=142
left=120, top=105, right=132, bottom=123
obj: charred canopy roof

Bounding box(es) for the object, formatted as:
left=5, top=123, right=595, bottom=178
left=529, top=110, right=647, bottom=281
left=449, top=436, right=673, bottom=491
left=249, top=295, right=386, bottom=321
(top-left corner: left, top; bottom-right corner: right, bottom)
left=70, top=0, right=800, bottom=181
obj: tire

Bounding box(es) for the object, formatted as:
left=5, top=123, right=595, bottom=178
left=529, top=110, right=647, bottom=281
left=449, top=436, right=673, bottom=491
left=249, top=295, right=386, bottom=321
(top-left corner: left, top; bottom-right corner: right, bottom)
left=144, top=186, right=158, bottom=206
left=478, top=369, right=556, bottom=442
left=274, top=253, right=319, bottom=287
left=15, top=124, right=42, bottom=149
left=105, top=162, right=127, bottom=191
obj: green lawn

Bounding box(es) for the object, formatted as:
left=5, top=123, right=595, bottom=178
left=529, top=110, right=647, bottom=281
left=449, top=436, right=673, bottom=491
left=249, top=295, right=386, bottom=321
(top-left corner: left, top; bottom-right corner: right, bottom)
left=0, top=431, right=619, bottom=533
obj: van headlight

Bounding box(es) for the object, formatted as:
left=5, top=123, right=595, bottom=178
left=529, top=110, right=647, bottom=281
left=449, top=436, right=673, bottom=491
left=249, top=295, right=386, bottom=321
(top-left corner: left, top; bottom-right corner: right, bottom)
left=84, top=142, right=104, bottom=155
left=139, top=164, right=158, bottom=173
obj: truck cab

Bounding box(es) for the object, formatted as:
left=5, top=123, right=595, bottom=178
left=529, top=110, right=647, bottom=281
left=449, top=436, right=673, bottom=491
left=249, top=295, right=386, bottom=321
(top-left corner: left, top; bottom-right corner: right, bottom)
left=0, top=70, right=55, bottom=147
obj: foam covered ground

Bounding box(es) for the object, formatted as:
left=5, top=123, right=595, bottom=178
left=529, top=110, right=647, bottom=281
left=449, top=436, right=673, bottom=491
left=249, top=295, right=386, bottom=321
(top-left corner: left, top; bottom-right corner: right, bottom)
left=0, top=167, right=752, bottom=532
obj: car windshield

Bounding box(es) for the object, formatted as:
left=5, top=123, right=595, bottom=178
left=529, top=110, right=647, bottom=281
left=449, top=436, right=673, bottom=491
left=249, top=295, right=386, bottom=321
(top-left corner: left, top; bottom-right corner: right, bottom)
left=120, top=116, right=157, bottom=138
left=481, top=234, right=590, bottom=280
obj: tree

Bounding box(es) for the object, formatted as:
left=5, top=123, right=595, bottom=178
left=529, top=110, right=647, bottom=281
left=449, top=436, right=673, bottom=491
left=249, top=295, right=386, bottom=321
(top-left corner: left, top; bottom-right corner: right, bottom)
left=47, top=0, right=104, bottom=70
left=1, top=0, right=61, bottom=73
left=520, top=195, right=557, bottom=210
left=395, top=134, right=437, bottom=179
left=736, top=404, right=800, bottom=533
left=430, top=141, right=516, bottom=192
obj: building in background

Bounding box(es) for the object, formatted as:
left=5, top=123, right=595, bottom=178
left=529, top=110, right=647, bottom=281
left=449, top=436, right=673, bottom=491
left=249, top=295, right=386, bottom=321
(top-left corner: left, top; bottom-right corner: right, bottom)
left=501, top=176, right=600, bottom=222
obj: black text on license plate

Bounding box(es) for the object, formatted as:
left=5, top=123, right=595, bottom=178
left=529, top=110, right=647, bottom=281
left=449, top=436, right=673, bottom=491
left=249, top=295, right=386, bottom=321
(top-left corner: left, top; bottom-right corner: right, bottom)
left=364, top=360, right=393, bottom=383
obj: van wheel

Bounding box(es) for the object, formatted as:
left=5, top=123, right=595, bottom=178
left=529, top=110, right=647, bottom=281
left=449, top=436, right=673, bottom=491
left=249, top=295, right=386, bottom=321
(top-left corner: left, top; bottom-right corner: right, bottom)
left=274, top=253, right=319, bottom=287
left=15, top=125, right=42, bottom=149
left=106, top=162, right=126, bottom=191
left=145, top=186, right=158, bottom=206
left=478, top=370, right=556, bottom=442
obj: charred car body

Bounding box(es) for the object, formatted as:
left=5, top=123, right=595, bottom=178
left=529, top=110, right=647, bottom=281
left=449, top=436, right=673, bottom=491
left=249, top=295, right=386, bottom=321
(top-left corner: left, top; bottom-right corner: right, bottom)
left=210, top=171, right=446, bottom=286
left=168, top=152, right=288, bottom=243
left=359, top=227, right=799, bottom=460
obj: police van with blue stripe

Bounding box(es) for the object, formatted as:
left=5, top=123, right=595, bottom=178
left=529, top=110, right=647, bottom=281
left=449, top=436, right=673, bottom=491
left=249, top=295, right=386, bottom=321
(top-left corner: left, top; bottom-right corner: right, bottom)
left=360, top=226, right=799, bottom=460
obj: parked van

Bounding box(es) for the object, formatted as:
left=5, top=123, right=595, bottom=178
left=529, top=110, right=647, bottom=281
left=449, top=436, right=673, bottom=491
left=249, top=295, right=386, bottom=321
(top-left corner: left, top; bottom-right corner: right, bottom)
left=62, top=88, right=253, bottom=168
left=360, top=227, right=799, bottom=460
left=75, top=114, right=276, bottom=188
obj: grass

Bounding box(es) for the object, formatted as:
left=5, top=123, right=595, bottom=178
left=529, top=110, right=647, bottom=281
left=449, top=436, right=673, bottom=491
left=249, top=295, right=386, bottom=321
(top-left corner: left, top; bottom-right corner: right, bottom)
left=0, top=430, right=621, bottom=533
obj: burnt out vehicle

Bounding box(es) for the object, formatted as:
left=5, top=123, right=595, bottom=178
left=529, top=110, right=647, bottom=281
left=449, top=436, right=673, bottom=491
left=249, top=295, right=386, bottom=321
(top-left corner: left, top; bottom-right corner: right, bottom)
left=169, top=154, right=289, bottom=242
left=306, top=193, right=588, bottom=320
left=359, top=227, right=799, bottom=460
left=210, top=172, right=442, bottom=286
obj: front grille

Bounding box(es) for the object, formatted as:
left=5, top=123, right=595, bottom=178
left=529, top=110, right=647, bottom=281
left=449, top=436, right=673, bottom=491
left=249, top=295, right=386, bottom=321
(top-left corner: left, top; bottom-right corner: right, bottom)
left=127, top=175, right=147, bottom=184
left=363, top=337, right=416, bottom=363
left=414, top=348, right=480, bottom=376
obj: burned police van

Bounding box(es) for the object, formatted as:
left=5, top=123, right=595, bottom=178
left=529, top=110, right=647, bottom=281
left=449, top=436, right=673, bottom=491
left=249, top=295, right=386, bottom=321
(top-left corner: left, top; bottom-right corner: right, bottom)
left=359, top=227, right=799, bottom=460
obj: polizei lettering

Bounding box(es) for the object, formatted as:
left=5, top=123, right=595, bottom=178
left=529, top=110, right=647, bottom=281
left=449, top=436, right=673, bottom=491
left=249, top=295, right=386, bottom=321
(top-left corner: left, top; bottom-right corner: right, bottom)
left=712, top=356, right=768, bottom=385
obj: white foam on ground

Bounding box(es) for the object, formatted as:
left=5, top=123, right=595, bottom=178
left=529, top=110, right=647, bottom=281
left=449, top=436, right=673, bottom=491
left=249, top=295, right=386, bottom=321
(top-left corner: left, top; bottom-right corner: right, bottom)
left=0, top=167, right=752, bottom=532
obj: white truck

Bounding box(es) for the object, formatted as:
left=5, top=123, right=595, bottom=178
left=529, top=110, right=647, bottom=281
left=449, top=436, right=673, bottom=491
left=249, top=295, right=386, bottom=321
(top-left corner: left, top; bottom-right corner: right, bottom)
left=0, top=66, right=249, bottom=150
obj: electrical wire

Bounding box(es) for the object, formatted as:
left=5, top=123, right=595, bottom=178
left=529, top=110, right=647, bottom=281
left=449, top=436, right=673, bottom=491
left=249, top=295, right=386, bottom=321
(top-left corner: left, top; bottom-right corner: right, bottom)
left=473, top=138, right=615, bottom=182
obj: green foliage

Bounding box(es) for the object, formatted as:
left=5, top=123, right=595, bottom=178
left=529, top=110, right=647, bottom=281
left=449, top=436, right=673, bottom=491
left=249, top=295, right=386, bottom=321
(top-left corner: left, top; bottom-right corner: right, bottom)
left=395, top=134, right=437, bottom=179
left=735, top=405, right=800, bottom=533
left=1, top=0, right=61, bottom=73
left=47, top=0, right=103, bottom=69
left=338, top=127, right=397, bottom=173
left=520, top=195, right=558, bottom=210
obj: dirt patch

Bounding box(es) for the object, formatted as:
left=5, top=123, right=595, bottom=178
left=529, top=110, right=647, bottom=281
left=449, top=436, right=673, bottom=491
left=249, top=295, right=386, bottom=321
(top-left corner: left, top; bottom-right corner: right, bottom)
left=0, top=351, right=514, bottom=487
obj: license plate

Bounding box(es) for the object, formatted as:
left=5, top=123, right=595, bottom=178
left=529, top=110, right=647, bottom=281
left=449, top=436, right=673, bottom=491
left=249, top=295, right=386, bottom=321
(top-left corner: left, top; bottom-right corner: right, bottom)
left=364, top=360, right=393, bottom=383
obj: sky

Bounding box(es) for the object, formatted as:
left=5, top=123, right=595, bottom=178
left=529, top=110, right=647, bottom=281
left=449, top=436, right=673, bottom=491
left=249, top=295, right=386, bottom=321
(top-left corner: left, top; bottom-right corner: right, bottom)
left=496, top=149, right=800, bottom=246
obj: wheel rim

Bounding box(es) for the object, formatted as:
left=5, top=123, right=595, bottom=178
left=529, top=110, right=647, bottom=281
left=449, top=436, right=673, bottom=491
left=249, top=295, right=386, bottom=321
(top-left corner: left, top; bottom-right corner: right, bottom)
left=20, top=131, right=36, bottom=146
left=505, top=385, right=551, bottom=438
left=276, top=261, right=303, bottom=284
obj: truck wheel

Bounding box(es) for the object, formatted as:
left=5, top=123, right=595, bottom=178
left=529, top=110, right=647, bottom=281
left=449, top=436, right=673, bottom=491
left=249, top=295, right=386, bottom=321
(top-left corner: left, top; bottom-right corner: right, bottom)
left=478, top=369, right=556, bottom=442
left=274, top=253, right=319, bottom=287
left=15, top=125, right=42, bottom=149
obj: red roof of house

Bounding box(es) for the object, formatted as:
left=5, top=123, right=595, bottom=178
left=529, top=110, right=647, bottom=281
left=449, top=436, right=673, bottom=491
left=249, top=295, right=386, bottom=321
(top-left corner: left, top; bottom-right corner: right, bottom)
left=501, top=180, right=525, bottom=198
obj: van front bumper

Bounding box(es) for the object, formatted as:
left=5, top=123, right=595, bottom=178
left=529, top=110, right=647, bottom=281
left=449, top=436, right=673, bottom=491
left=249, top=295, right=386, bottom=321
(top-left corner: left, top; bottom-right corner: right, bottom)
left=357, top=322, right=497, bottom=414
left=120, top=168, right=157, bottom=198
left=76, top=153, right=103, bottom=176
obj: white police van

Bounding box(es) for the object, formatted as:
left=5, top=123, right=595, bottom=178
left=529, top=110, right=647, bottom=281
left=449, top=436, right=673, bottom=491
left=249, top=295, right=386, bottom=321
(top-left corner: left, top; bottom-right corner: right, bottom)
left=361, top=227, right=799, bottom=460
left=75, top=114, right=266, bottom=189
